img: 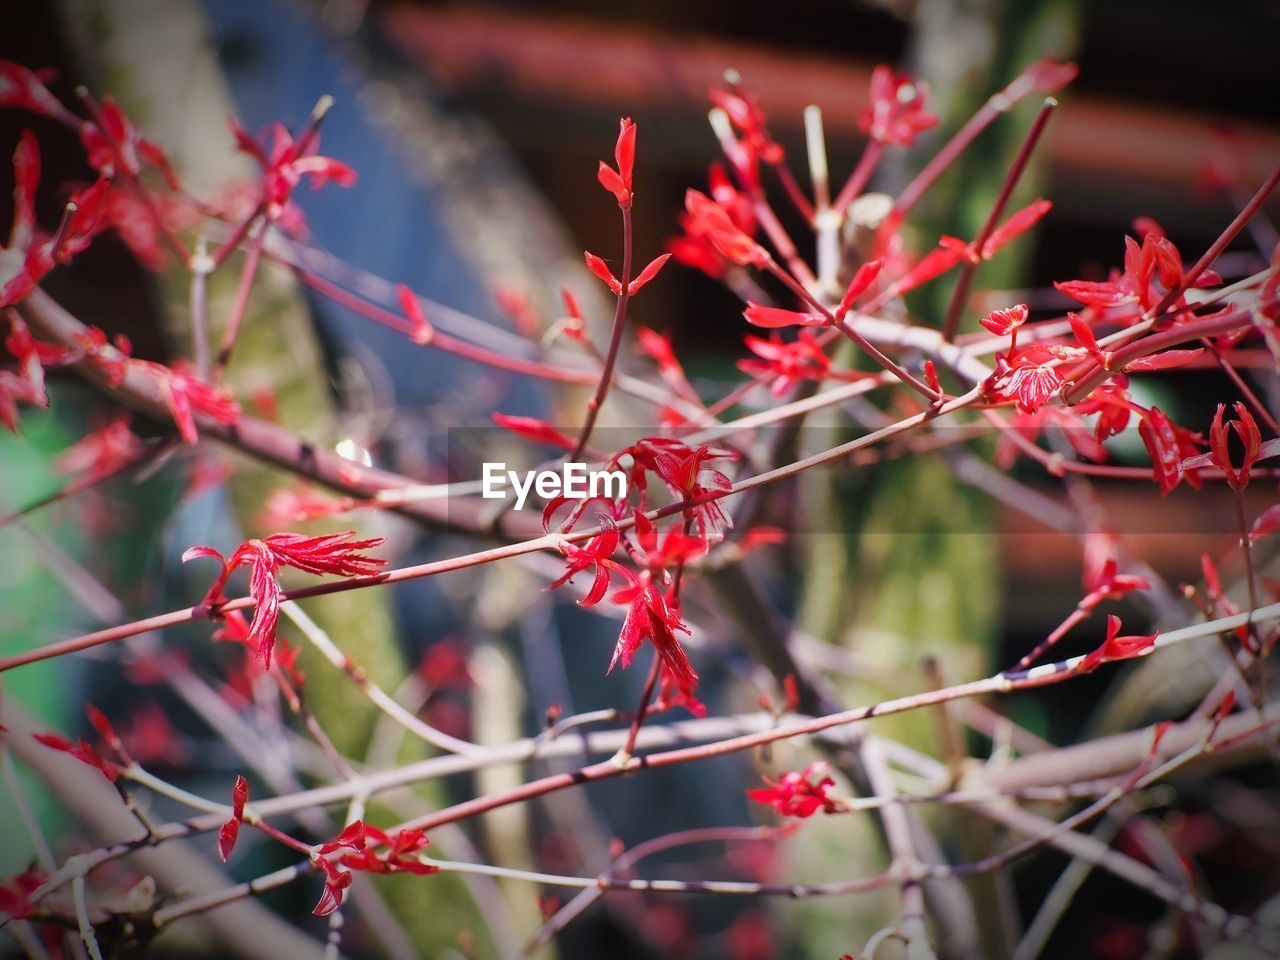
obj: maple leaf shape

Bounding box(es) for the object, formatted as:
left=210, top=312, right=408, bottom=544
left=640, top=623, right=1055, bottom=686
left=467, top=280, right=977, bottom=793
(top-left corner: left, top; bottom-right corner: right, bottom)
left=184, top=532, right=386, bottom=667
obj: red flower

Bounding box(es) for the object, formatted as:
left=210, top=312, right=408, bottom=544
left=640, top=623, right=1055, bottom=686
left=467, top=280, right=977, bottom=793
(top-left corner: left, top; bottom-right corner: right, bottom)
left=597, top=117, right=636, bottom=209
left=859, top=66, right=938, bottom=147
left=1078, top=615, right=1158, bottom=673
left=747, top=762, right=844, bottom=818
left=183, top=531, right=386, bottom=667
left=231, top=117, right=356, bottom=224
left=0, top=370, right=41, bottom=433
left=218, top=774, right=249, bottom=862
left=1055, top=232, right=1214, bottom=320
left=684, top=190, right=770, bottom=268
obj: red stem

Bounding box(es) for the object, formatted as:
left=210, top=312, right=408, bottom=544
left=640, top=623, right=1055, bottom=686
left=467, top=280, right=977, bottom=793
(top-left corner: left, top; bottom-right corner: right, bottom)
left=940, top=98, right=1056, bottom=343
left=570, top=206, right=634, bottom=461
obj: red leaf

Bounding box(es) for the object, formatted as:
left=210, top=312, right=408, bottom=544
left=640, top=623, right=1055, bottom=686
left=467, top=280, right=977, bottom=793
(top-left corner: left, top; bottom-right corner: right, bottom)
left=1138, top=407, right=1183, bottom=495
left=218, top=819, right=240, bottom=862
left=1054, top=279, right=1137, bottom=308
left=979, top=303, right=1029, bottom=337
left=983, top=199, right=1052, bottom=258
left=492, top=413, right=576, bottom=451
left=584, top=251, right=622, bottom=295
left=742, top=302, right=825, bottom=329
left=684, top=190, right=769, bottom=267
left=1251, top=504, right=1280, bottom=542
left=628, top=253, right=671, bottom=295
left=835, top=259, right=883, bottom=317
left=1125, top=348, right=1204, bottom=372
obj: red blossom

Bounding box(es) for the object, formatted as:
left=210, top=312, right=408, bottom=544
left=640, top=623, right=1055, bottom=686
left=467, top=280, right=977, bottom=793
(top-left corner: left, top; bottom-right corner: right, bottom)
left=709, top=86, right=784, bottom=173
left=747, top=762, right=844, bottom=818
left=1078, top=614, right=1158, bottom=673
left=859, top=66, right=938, bottom=147
left=218, top=774, right=249, bottom=862
left=652, top=658, right=707, bottom=718
left=260, top=485, right=353, bottom=527
left=597, top=117, right=636, bottom=209
left=183, top=531, right=386, bottom=666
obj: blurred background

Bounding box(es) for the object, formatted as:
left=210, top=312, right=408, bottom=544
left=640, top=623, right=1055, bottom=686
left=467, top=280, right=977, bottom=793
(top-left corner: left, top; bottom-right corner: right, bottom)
left=2, top=1, right=1279, bottom=958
